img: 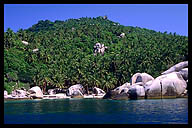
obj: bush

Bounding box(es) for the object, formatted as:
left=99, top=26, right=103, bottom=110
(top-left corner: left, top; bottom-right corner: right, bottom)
left=4, top=82, right=16, bottom=94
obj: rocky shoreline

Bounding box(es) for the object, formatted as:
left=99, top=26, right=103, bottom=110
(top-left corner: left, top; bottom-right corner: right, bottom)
left=4, top=61, right=188, bottom=101
left=4, top=85, right=106, bottom=101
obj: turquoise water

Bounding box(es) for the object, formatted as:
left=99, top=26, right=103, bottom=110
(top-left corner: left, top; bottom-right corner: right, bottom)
left=4, top=98, right=188, bottom=124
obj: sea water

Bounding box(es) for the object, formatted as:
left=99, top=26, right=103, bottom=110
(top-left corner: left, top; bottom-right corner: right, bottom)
left=4, top=98, right=188, bottom=124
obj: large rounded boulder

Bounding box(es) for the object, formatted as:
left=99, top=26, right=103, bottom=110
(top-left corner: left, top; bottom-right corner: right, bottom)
left=145, top=72, right=187, bottom=99
left=28, top=86, right=43, bottom=99
left=130, top=73, right=154, bottom=85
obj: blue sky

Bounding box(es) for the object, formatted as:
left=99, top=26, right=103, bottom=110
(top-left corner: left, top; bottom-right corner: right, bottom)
left=4, top=4, right=188, bottom=36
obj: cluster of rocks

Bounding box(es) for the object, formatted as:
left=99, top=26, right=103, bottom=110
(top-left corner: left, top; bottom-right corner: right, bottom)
left=103, top=61, right=188, bottom=100
left=65, top=84, right=106, bottom=98
left=93, top=43, right=108, bottom=56
left=4, top=84, right=106, bottom=100
left=4, top=86, right=44, bottom=100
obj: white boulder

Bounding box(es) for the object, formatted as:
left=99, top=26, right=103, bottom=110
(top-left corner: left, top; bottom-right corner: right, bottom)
left=32, top=48, right=39, bottom=53
left=4, top=90, right=8, bottom=96
left=66, top=84, right=85, bottom=96
left=48, top=89, right=56, bottom=95
left=103, top=82, right=130, bottom=100
left=22, top=41, right=29, bottom=45
left=130, top=73, right=154, bottom=85
left=179, top=68, right=188, bottom=80
left=113, top=82, right=131, bottom=94
left=128, top=83, right=145, bottom=99
left=48, top=88, right=66, bottom=95
left=71, top=90, right=84, bottom=98
left=93, top=43, right=108, bottom=56
left=145, top=72, right=187, bottom=98
left=28, top=86, right=43, bottom=99
left=93, top=87, right=105, bottom=96
left=161, top=61, right=188, bottom=75
left=120, top=33, right=125, bottom=38
left=11, top=89, right=28, bottom=98
left=4, top=90, right=8, bottom=98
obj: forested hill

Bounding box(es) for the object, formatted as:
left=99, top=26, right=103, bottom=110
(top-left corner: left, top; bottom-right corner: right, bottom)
left=4, top=16, right=188, bottom=93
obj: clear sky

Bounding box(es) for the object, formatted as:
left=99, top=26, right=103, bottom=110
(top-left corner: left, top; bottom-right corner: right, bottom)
left=4, top=4, right=188, bottom=36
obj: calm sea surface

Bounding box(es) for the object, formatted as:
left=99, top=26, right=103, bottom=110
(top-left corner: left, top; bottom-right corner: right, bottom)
left=4, top=98, right=188, bottom=124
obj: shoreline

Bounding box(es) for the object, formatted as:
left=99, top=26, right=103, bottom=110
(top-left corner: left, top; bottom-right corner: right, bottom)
left=4, top=94, right=188, bottom=101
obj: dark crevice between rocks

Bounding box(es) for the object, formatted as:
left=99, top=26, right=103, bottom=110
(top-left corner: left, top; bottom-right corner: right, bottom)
left=160, top=81, right=162, bottom=99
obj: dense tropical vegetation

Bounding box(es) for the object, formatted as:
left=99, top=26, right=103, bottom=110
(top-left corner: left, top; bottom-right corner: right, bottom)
left=4, top=16, right=188, bottom=94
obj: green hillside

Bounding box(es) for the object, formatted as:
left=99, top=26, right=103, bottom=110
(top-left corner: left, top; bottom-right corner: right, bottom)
left=4, top=16, right=188, bottom=93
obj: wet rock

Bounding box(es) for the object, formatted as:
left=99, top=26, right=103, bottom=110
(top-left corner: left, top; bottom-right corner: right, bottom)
left=113, top=82, right=131, bottom=94
left=128, top=83, right=145, bottom=99
left=112, top=92, right=129, bottom=100
left=180, top=89, right=188, bottom=97
left=103, top=82, right=131, bottom=100
left=103, top=90, right=120, bottom=99
left=186, top=80, right=188, bottom=90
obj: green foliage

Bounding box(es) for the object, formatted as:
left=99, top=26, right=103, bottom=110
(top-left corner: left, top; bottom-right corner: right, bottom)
left=4, top=16, right=188, bottom=92
left=4, top=82, right=15, bottom=94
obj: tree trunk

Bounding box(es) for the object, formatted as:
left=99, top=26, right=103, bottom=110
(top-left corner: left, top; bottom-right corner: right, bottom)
left=86, top=85, right=89, bottom=95
left=106, top=86, right=108, bottom=92
left=43, top=80, right=47, bottom=94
